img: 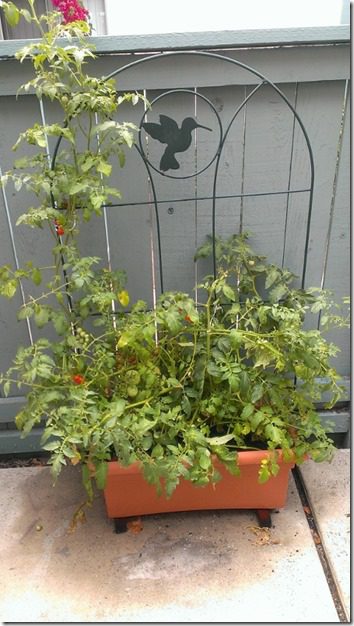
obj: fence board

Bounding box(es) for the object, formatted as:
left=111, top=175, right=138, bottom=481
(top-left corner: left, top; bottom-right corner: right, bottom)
left=282, top=80, right=349, bottom=286
left=0, top=44, right=349, bottom=98
left=320, top=88, right=350, bottom=376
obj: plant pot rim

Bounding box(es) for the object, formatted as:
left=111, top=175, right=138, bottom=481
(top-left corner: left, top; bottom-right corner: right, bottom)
left=106, top=448, right=296, bottom=475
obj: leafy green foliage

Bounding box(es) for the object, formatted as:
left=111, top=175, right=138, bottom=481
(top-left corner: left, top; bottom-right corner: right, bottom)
left=1, top=231, right=347, bottom=501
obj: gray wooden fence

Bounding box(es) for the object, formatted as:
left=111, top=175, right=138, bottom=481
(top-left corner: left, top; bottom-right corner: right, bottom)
left=0, top=26, right=350, bottom=453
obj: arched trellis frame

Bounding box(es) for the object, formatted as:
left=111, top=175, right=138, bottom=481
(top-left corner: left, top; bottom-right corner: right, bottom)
left=105, top=51, right=315, bottom=293
left=52, top=49, right=315, bottom=303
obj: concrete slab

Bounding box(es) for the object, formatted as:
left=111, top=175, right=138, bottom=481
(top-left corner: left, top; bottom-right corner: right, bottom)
left=299, top=449, right=350, bottom=621
left=0, top=465, right=340, bottom=623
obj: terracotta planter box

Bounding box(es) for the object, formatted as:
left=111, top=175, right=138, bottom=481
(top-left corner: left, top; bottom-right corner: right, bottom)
left=103, top=450, right=295, bottom=530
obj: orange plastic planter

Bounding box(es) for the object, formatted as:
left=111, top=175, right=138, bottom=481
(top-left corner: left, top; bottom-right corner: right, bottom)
left=103, top=450, right=295, bottom=520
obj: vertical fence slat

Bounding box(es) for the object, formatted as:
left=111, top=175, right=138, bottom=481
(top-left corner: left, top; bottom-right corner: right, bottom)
left=283, top=80, right=348, bottom=286
left=318, top=87, right=350, bottom=376
left=319, top=80, right=349, bottom=291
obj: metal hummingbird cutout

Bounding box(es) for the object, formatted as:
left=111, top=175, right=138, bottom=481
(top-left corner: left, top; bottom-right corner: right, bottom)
left=142, top=114, right=212, bottom=172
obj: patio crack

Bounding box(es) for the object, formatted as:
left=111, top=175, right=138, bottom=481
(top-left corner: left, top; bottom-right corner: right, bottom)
left=292, top=466, right=349, bottom=623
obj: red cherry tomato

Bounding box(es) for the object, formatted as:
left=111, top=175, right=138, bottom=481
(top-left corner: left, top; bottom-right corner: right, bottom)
left=72, top=374, right=85, bottom=385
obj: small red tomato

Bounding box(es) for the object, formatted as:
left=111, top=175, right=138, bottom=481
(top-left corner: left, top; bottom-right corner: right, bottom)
left=184, top=314, right=192, bottom=323
left=72, top=374, right=85, bottom=385
left=54, top=219, right=65, bottom=236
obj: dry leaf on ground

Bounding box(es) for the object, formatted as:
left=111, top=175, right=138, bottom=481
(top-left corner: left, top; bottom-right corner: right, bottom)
left=127, top=518, right=143, bottom=534
left=247, top=525, right=280, bottom=546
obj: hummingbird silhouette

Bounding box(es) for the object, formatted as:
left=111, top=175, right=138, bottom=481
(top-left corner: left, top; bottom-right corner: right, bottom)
left=142, top=114, right=212, bottom=172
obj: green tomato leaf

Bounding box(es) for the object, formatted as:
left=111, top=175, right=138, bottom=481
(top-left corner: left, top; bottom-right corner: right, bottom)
left=265, top=424, right=283, bottom=444
left=258, top=464, right=270, bottom=483
left=250, top=410, right=265, bottom=430
left=230, top=329, right=243, bottom=348
left=31, top=268, right=42, bottom=286
left=42, top=440, right=60, bottom=451
left=0, top=279, right=17, bottom=298
left=97, top=159, right=112, bottom=177
left=206, top=433, right=235, bottom=446
left=151, top=443, right=164, bottom=458
left=241, top=403, right=254, bottom=419
left=270, top=283, right=287, bottom=303
left=82, top=465, right=94, bottom=501
left=17, top=306, right=34, bottom=321
left=222, top=283, right=236, bottom=301
left=110, top=399, right=126, bottom=417
left=20, top=8, right=32, bottom=23
left=118, top=151, right=126, bottom=168
left=251, top=384, right=263, bottom=403
left=52, top=312, right=68, bottom=335
left=3, top=380, right=11, bottom=397
left=95, top=461, right=108, bottom=489
left=117, top=332, right=130, bottom=348
left=34, top=307, right=49, bottom=328
left=198, top=450, right=211, bottom=470
left=4, top=2, right=20, bottom=27
left=207, top=362, right=221, bottom=377
left=118, top=290, right=130, bottom=307
left=265, top=267, right=279, bottom=289
left=239, top=371, right=250, bottom=394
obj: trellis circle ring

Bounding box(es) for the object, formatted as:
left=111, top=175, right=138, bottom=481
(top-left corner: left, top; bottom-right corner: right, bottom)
left=138, top=89, right=223, bottom=179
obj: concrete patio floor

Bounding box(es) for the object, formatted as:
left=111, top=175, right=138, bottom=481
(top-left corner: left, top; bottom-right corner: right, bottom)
left=0, top=449, right=350, bottom=623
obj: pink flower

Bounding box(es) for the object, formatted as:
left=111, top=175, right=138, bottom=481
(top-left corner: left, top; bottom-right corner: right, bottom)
left=51, top=0, right=89, bottom=24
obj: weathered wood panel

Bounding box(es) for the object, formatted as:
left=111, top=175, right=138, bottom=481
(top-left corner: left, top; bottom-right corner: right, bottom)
left=280, top=78, right=350, bottom=379
left=319, top=87, right=350, bottom=375
left=301, top=82, right=348, bottom=287
left=0, top=45, right=350, bottom=98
